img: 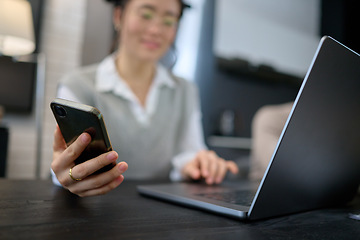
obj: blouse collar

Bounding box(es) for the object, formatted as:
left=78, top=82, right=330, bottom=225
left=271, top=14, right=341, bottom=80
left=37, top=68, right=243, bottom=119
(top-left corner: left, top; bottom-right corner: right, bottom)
left=95, top=54, right=176, bottom=98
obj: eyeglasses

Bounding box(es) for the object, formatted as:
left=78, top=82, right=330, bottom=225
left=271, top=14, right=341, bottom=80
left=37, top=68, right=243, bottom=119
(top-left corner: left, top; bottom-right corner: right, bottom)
left=137, top=7, right=179, bottom=28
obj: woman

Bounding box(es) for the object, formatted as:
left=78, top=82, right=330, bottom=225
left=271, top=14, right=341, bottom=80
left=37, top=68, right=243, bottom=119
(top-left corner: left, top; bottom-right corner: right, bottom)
left=52, top=0, right=238, bottom=197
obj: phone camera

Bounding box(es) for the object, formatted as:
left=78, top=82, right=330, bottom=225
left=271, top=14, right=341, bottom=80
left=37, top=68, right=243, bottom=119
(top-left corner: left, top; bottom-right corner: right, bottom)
left=54, top=105, right=67, bottom=117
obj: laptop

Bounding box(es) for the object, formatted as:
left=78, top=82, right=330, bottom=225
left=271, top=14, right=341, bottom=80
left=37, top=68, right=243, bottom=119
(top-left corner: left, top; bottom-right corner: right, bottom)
left=137, top=36, right=360, bottom=220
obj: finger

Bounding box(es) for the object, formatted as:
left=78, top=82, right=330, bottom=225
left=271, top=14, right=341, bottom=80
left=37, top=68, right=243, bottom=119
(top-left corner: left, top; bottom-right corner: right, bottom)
left=71, top=151, right=119, bottom=180
left=52, top=126, right=68, bottom=173
left=183, top=162, right=201, bottom=180
left=53, top=125, right=67, bottom=152
left=214, top=159, right=227, bottom=184
left=52, top=132, right=92, bottom=181
left=226, top=161, right=239, bottom=174
left=206, top=152, right=219, bottom=184
left=78, top=175, right=125, bottom=197
left=61, top=132, right=92, bottom=167
left=69, top=162, right=128, bottom=196
left=197, top=151, right=210, bottom=178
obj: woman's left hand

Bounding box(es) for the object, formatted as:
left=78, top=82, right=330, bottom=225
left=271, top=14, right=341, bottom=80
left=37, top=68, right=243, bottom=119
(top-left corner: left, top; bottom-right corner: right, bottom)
left=182, top=150, right=239, bottom=184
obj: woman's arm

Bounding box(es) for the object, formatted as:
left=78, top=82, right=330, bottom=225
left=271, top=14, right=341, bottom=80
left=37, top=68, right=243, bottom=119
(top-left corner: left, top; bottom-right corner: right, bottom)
left=170, top=110, right=206, bottom=181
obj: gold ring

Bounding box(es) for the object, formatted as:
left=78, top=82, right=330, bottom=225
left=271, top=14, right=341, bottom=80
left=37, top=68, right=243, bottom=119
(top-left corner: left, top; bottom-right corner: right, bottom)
left=69, top=167, right=82, bottom=181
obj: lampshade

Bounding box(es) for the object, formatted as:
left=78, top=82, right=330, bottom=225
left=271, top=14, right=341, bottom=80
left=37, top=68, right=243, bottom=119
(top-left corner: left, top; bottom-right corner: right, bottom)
left=0, top=0, right=35, bottom=56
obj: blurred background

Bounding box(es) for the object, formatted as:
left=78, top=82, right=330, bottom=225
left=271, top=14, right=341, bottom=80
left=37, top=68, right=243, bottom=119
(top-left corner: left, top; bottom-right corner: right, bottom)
left=0, top=0, right=359, bottom=179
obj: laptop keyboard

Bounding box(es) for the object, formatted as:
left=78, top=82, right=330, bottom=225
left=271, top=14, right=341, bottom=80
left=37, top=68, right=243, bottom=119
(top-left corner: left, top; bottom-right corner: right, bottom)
left=196, top=190, right=255, bottom=206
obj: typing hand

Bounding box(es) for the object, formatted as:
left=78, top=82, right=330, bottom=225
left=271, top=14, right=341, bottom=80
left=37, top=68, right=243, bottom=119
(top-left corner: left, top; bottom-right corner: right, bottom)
left=182, top=150, right=239, bottom=185
left=51, top=126, right=128, bottom=197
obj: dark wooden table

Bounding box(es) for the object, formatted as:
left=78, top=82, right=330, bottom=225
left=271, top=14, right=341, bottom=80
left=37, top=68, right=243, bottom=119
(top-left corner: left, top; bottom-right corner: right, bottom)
left=0, top=179, right=359, bottom=240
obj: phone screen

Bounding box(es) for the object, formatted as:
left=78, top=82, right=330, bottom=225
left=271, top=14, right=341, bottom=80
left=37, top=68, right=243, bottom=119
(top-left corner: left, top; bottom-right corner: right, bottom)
left=51, top=98, right=115, bottom=174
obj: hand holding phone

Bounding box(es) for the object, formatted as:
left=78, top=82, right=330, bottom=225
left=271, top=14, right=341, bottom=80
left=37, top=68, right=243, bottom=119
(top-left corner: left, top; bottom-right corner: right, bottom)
left=50, top=98, right=128, bottom=197
left=51, top=98, right=116, bottom=174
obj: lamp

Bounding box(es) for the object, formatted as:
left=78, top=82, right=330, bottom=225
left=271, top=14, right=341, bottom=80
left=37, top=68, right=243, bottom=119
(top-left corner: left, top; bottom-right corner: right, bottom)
left=0, top=0, right=35, bottom=56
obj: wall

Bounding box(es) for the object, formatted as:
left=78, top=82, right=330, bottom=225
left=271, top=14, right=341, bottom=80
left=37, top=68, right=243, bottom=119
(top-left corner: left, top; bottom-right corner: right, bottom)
left=81, top=1, right=113, bottom=66
left=172, top=0, right=206, bottom=82
left=214, top=0, right=321, bottom=78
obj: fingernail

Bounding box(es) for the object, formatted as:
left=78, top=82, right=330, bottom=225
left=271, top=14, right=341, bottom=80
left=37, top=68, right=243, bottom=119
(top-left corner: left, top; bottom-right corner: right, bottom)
left=81, top=133, right=91, bottom=143
left=116, top=175, right=124, bottom=183
left=107, top=151, right=118, bottom=161
left=118, top=162, right=128, bottom=172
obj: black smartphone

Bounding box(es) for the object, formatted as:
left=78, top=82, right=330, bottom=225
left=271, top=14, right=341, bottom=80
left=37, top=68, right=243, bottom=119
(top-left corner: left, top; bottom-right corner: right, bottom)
left=50, top=98, right=115, bottom=174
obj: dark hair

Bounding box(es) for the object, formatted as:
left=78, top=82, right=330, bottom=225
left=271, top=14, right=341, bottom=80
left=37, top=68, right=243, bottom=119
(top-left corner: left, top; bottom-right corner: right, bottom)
left=105, top=0, right=190, bottom=19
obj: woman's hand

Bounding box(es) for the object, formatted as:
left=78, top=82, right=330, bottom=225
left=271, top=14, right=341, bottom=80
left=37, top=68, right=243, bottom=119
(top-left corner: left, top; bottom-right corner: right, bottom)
left=182, top=150, right=239, bottom=184
left=51, top=126, right=128, bottom=197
